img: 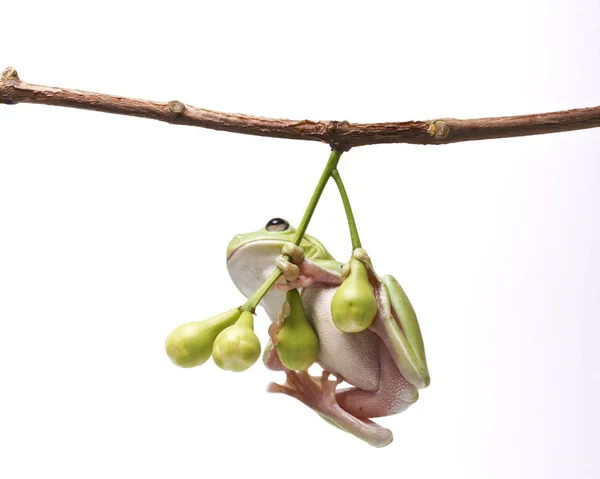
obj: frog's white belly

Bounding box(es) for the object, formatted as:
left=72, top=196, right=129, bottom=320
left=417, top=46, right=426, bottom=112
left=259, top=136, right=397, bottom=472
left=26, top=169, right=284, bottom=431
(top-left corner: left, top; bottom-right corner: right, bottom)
left=302, top=285, right=380, bottom=392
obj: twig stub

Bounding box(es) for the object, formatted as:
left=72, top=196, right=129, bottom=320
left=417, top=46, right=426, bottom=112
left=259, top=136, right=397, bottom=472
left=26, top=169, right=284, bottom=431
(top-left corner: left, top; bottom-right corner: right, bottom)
left=168, top=100, right=185, bottom=115
left=427, top=120, right=451, bottom=140
left=1, top=67, right=19, bottom=81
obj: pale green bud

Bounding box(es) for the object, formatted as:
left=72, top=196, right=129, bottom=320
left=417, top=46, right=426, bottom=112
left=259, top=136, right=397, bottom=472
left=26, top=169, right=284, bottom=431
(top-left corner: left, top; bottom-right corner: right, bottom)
left=212, top=311, right=261, bottom=372
left=165, top=308, right=242, bottom=368
left=275, top=289, right=319, bottom=371
left=331, top=257, right=378, bottom=332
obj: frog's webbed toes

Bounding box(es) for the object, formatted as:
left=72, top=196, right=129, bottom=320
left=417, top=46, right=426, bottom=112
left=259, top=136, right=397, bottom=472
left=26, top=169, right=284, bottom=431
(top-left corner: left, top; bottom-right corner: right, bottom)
left=267, top=370, right=394, bottom=448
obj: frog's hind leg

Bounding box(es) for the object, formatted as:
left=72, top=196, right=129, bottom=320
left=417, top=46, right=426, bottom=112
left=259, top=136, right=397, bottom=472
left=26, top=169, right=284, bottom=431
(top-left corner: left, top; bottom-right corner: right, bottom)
left=336, top=342, right=419, bottom=419
left=267, top=370, right=394, bottom=448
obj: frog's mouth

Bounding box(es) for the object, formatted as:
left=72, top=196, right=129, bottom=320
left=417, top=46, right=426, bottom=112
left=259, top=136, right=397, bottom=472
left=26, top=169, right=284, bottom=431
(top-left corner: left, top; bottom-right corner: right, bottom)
left=226, top=238, right=285, bottom=262
left=226, top=235, right=248, bottom=261
left=226, top=234, right=332, bottom=263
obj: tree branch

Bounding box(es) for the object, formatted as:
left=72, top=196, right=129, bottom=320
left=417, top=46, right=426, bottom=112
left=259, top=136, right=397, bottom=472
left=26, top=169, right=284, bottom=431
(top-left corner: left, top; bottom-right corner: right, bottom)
left=2, top=67, right=599, bottom=151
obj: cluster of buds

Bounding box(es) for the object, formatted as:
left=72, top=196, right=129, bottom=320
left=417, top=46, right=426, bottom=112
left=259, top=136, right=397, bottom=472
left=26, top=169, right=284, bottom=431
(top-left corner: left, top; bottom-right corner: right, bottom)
left=165, top=308, right=261, bottom=372
left=165, top=288, right=321, bottom=373
left=165, top=248, right=381, bottom=373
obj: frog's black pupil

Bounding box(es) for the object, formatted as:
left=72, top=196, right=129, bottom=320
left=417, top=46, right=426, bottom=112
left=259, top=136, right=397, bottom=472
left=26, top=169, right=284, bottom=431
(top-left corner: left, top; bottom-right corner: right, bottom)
left=266, top=218, right=289, bottom=232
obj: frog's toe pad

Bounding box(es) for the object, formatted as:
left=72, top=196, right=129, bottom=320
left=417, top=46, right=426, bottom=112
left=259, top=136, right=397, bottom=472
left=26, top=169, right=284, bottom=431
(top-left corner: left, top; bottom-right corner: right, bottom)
left=281, top=243, right=305, bottom=263
left=267, top=371, right=393, bottom=448
left=275, top=255, right=300, bottom=281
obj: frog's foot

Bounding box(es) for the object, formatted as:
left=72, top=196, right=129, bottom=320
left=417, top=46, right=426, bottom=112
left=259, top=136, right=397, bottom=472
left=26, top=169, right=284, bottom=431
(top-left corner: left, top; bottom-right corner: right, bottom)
left=267, top=370, right=393, bottom=448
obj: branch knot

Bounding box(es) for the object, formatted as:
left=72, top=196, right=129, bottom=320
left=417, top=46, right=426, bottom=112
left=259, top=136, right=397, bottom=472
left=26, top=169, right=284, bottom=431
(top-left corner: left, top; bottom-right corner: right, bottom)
left=1, top=67, right=19, bottom=82
left=168, top=100, right=185, bottom=115
left=427, top=120, right=450, bottom=140
left=327, top=120, right=351, bottom=151
left=0, top=67, right=20, bottom=104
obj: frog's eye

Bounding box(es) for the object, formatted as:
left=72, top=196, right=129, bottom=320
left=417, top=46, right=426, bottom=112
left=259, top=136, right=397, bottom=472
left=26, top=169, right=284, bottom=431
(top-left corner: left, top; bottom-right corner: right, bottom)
left=265, top=218, right=289, bottom=232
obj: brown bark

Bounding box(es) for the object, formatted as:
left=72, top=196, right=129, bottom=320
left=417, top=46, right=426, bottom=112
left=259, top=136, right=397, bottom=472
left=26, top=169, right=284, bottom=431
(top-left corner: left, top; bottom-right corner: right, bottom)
left=2, top=67, right=599, bottom=151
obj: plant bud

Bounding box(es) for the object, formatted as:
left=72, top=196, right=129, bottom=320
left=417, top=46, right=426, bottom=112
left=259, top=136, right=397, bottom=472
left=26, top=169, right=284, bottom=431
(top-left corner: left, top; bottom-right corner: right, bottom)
left=331, top=257, right=378, bottom=332
left=212, top=311, right=261, bottom=372
left=275, top=289, right=319, bottom=371
left=165, top=308, right=241, bottom=368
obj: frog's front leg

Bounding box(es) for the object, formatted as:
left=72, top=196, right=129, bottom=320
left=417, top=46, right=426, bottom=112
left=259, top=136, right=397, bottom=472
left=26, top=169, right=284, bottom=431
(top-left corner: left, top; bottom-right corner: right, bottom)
left=275, top=243, right=343, bottom=290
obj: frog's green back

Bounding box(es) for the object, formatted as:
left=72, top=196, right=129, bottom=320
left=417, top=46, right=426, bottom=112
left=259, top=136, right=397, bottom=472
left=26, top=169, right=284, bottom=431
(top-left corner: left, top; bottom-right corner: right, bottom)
left=301, top=233, right=336, bottom=261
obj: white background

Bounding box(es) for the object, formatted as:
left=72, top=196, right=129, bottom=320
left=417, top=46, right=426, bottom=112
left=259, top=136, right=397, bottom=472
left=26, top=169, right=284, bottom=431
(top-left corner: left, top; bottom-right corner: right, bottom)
left=1, top=1, right=599, bottom=478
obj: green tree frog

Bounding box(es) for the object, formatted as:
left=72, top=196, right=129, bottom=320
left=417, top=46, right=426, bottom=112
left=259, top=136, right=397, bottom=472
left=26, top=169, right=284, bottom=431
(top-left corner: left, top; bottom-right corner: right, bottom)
left=226, top=218, right=430, bottom=447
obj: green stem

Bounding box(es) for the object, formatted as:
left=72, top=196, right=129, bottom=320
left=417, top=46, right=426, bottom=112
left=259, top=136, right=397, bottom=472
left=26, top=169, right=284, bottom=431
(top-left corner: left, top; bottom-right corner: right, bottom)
left=331, top=169, right=362, bottom=250
left=292, top=149, right=343, bottom=244
left=241, top=149, right=343, bottom=312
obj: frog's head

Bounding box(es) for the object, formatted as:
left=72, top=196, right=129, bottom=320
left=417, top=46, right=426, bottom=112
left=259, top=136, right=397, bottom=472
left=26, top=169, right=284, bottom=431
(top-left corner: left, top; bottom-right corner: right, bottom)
left=226, top=218, right=332, bottom=318
left=226, top=218, right=330, bottom=263
left=226, top=218, right=295, bottom=261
